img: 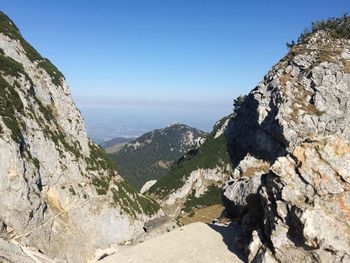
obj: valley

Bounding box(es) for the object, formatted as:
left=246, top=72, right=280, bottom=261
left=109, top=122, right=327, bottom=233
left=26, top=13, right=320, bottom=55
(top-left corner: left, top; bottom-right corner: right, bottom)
left=0, top=6, right=349, bottom=263
left=107, top=123, right=206, bottom=189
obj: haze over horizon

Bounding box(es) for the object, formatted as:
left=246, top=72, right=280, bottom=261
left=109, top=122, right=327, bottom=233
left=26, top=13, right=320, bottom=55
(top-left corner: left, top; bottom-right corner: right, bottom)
left=1, top=0, right=349, bottom=142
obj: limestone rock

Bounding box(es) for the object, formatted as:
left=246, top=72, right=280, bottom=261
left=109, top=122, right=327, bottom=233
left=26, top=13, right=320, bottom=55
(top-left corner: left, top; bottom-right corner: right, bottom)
left=223, top=31, right=350, bottom=262
left=0, top=238, right=57, bottom=263
left=160, top=165, right=232, bottom=216
left=148, top=115, right=234, bottom=216
left=222, top=175, right=262, bottom=218
left=0, top=12, right=162, bottom=263
left=140, top=180, right=157, bottom=194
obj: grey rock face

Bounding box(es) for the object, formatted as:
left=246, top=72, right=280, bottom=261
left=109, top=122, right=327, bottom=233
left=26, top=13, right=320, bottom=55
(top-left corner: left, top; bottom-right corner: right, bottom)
left=0, top=12, right=162, bottom=263
left=0, top=238, right=37, bottom=263
left=0, top=238, right=57, bottom=263
left=222, top=175, right=262, bottom=218
left=223, top=31, right=350, bottom=262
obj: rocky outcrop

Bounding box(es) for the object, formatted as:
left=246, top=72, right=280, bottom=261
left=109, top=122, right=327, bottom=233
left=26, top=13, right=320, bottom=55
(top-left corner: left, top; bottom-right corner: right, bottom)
left=0, top=12, right=162, bottom=263
left=140, top=180, right=157, bottom=194
left=160, top=165, right=232, bottom=216
left=222, top=30, right=350, bottom=262
left=148, top=115, right=234, bottom=216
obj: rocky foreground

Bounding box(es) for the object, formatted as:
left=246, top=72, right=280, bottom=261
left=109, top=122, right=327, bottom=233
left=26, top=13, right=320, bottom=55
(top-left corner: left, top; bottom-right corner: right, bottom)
left=98, top=222, right=243, bottom=263
left=222, top=29, right=350, bottom=262
left=1, top=10, right=350, bottom=263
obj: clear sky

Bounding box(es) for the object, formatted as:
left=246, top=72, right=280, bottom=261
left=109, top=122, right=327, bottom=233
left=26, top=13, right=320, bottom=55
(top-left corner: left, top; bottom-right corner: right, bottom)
left=1, top=1, right=349, bottom=141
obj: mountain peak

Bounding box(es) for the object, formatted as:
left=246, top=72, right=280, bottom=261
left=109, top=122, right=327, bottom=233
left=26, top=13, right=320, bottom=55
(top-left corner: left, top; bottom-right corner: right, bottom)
left=109, top=124, right=206, bottom=189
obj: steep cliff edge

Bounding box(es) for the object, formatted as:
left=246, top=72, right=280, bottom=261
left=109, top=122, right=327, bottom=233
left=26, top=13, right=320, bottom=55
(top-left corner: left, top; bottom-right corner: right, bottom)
left=223, top=18, right=350, bottom=262
left=0, top=11, right=161, bottom=263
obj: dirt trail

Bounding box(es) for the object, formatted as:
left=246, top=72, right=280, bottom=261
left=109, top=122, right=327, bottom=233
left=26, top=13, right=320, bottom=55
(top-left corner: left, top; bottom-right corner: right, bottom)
left=99, top=222, right=244, bottom=263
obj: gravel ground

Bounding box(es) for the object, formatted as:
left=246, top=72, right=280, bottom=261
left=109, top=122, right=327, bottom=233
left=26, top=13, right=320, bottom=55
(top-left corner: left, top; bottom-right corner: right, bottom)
left=98, top=222, right=244, bottom=263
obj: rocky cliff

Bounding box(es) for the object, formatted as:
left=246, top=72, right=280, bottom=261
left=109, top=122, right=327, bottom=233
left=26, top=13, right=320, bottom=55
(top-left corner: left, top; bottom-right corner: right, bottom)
left=222, top=21, right=350, bottom=262
left=0, top=11, right=162, bottom=263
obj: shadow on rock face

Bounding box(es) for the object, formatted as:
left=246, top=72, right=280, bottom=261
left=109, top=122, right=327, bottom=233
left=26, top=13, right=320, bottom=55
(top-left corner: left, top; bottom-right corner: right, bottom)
left=225, top=93, right=288, bottom=168
left=207, top=222, right=247, bottom=262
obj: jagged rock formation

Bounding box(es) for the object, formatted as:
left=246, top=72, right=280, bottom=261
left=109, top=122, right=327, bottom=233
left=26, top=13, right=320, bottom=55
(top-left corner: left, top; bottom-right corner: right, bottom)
left=147, top=116, right=233, bottom=216
left=223, top=29, right=350, bottom=262
left=0, top=12, right=162, bottom=263
left=109, top=123, right=206, bottom=189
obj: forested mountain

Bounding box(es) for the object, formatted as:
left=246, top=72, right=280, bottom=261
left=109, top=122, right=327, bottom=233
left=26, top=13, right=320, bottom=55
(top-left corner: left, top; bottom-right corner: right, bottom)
left=109, top=123, right=206, bottom=189
left=147, top=115, right=234, bottom=215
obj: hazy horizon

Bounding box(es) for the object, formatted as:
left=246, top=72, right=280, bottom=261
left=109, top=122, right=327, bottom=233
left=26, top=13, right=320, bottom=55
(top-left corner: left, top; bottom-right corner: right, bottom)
left=2, top=1, right=349, bottom=142
left=79, top=102, right=232, bottom=143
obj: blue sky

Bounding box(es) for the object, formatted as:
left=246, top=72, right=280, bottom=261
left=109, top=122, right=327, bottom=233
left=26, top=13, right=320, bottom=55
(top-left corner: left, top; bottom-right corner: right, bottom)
left=1, top=1, right=350, bottom=140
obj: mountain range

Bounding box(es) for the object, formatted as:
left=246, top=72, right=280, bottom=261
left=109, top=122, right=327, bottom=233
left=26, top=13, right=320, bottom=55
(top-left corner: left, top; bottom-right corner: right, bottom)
left=146, top=115, right=233, bottom=215
left=0, top=11, right=349, bottom=263
left=108, top=123, right=206, bottom=189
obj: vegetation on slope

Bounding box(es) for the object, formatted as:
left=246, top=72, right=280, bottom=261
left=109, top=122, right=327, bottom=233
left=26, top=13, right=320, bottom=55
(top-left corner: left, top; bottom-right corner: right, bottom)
left=148, top=116, right=233, bottom=199
left=88, top=142, right=160, bottom=217
left=0, top=11, right=160, bottom=218
left=110, top=124, right=206, bottom=189
left=0, top=46, right=82, bottom=164
left=113, top=180, right=160, bottom=217
left=0, top=75, right=24, bottom=142
left=0, top=11, right=64, bottom=86
left=287, top=14, right=350, bottom=48
left=183, top=185, right=221, bottom=213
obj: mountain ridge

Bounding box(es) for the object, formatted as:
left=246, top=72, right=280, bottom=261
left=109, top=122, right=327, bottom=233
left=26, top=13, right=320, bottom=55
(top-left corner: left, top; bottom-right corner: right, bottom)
left=109, top=123, right=206, bottom=189
left=100, top=136, right=133, bottom=148
left=147, top=115, right=233, bottom=216
left=0, top=11, right=162, bottom=263
left=221, top=25, right=350, bottom=262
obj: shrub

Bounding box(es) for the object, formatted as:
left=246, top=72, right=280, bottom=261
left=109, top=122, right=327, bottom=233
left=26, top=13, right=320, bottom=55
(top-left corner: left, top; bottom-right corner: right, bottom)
left=0, top=12, right=64, bottom=86
left=183, top=185, right=221, bottom=213
left=0, top=76, right=24, bottom=142
left=233, top=95, right=247, bottom=112
left=287, top=14, right=350, bottom=48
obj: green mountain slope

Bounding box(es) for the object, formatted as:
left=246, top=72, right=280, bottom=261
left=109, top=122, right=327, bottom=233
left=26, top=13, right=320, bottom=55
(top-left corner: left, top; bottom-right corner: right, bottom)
left=109, top=124, right=206, bottom=189
left=147, top=115, right=234, bottom=214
